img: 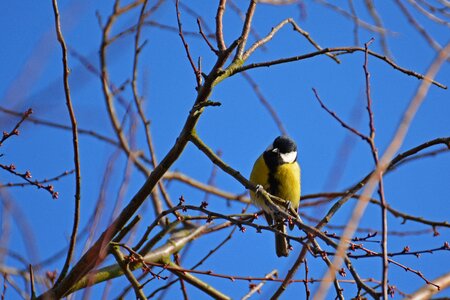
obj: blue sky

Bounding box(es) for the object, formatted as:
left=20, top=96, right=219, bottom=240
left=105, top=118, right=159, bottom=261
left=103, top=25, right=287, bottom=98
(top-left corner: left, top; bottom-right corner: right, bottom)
left=0, top=1, right=449, bottom=299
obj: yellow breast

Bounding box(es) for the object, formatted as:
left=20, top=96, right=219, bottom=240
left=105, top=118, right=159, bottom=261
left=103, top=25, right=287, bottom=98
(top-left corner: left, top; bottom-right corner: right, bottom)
left=250, top=154, right=301, bottom=212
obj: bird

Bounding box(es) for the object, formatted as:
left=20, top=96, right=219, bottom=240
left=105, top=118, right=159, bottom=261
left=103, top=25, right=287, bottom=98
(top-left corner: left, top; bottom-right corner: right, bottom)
left=250, top=136, right=301, bottom=257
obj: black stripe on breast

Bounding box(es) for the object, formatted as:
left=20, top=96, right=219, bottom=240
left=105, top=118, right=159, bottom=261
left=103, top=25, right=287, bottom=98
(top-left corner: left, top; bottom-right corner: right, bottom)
left=264, top=151, right=280, bottom=196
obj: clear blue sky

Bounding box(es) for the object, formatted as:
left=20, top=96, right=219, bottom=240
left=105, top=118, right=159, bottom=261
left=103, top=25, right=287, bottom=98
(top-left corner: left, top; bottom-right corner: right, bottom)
left=0, top=1, right=449, bottom=299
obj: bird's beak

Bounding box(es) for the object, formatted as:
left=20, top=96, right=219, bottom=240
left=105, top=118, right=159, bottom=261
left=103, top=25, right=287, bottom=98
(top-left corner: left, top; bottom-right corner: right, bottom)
left=272, top=148, right=279, bottom=153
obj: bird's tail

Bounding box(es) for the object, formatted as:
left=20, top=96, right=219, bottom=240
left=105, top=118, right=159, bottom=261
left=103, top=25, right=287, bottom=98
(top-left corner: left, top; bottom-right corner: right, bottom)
left=275, top=221, right=289, bottom=257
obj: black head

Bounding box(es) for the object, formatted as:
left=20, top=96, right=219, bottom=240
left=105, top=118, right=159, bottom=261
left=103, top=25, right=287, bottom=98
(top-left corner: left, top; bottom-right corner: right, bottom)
left=263, top=136, right=298, bottom=169
left=272, top=136, right=297, bottom=154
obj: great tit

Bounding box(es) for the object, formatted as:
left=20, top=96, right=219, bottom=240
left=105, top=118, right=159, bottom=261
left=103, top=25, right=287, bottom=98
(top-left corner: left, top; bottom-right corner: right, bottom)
left=250, top=136, right=301, bottom=257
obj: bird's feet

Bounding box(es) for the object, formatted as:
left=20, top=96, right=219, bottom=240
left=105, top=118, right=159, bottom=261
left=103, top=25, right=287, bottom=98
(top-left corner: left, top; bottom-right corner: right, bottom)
left=255, top=184, right=264, bottom=195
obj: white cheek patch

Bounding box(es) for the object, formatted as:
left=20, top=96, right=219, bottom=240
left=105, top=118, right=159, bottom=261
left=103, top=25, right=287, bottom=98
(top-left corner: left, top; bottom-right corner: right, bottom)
left=280, top=151, right=297, bottom=163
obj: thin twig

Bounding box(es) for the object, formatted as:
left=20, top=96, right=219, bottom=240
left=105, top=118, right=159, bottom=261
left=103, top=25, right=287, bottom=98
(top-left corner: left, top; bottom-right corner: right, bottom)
left=312, top=88, right=369, bottom=142
left=313, top=42, right=450, bottom=300
left=363, top=38, right=389, bottom=299
left=164, top=171, right=250, bottom=203
left=0, top=164, right=60, bottom=199
left=409, top=271, right=450, bottom=299
left=174, top=254, right=189, bottom=300
left=50, top=0, right=82, bottom=287
left=233, top=47, right=447, bottom=89
left=176, top=0, right=202, bottom=87
left=271, top=243, right=309, bottom=299
left=0, top=106, right=119, bottom=147
left=38, top=9, right=239, bottom=297
left=131, top=0, right=176, bottom=215
left=110, top=245, right=147, bottom=300
left=197, top=18, right=218, bottom=54
left=189, top=134, right=378, bottom=297
left=0, top=108, right=32, bottom=147
left=241, top=269, right=278, bottom=300
left=303, top=259, right=310, bottom=300
left=99, top=0, right=152, bottom=179
left=166, top=261, right=230, bottom=300
left=0, top=169, right=74, bottom=189
left=242, top=18, right=339, bottom=63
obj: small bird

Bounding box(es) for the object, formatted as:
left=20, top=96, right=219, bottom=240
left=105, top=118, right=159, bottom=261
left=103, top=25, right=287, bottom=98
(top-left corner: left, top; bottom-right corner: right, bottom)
left=250, top=136, right=301, bottom=257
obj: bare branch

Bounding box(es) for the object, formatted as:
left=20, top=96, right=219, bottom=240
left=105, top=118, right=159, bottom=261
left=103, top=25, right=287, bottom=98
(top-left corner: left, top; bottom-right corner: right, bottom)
left=314, top=42, right=450, bottom=300
left=51, top=0, right=82, bottom=286
left=235, top=0, right=257, bottom=59
left=233, top=47, right=447, bottom=89
left=176, top=0, right=202, bottom=87
left=215, top=0, right=227, bottom=51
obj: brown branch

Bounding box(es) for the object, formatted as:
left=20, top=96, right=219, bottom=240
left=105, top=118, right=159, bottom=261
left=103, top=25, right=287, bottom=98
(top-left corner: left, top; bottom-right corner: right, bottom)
left=164, top=261, right=230, bottom=300
left=176, top=0, right=202, bottom=88
left=164, top=171, right=250, bottom=203
left=97, top=0, right=168, bottom=230
left=215, top=0, right=227, bottom=51
left=0, top=108, right=32, bottom=147
left=197, top=18, right=218, bottom=54
left=147, top=225, right=239, bottom=299
left=409, top=271, right=450, bottom=299
left=188, top=134, right=378, bottom=297
left=110, top=245, right=147, bottom=300
left=242, top=269, right=278, bottom=300
left=304, top=259, right=311, bottom=300
left=242, top=18, right=339, bottom=63
left=131, top=0, right=154, bottom=161
left=0, top=169, right=74, bottom=189
left=301, top=212, right=435, bottom=236
left=131, top=0, right=176, bottom=216
left=233, top=47, right=447, bottom=89
left=144, top=259, right=374, bottom=286
left=37, top=11, right=240, bottom=297
left=312, top=88, right=370, bottom=142
left=0, top=164, right=59, bottom=199
left=99, top=0, right=152, bottom=179
left=321, top=243, right=446, bottom=290
left=315, top=138, right=450, bottom=231
left=362, top=38, right=389, bottom=299
left=51, top=0, right=82, bottom=287
left=315, top=42, right=450, bottom=300
left=228, top=0, right=268, bottom=52
left=235, top=0, right=257, bottom=59
left=173, top=254, right=189, bottom=300
left=271, top=243, right=309, bottom=299
left=0, top=106, right=120, bottom=147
